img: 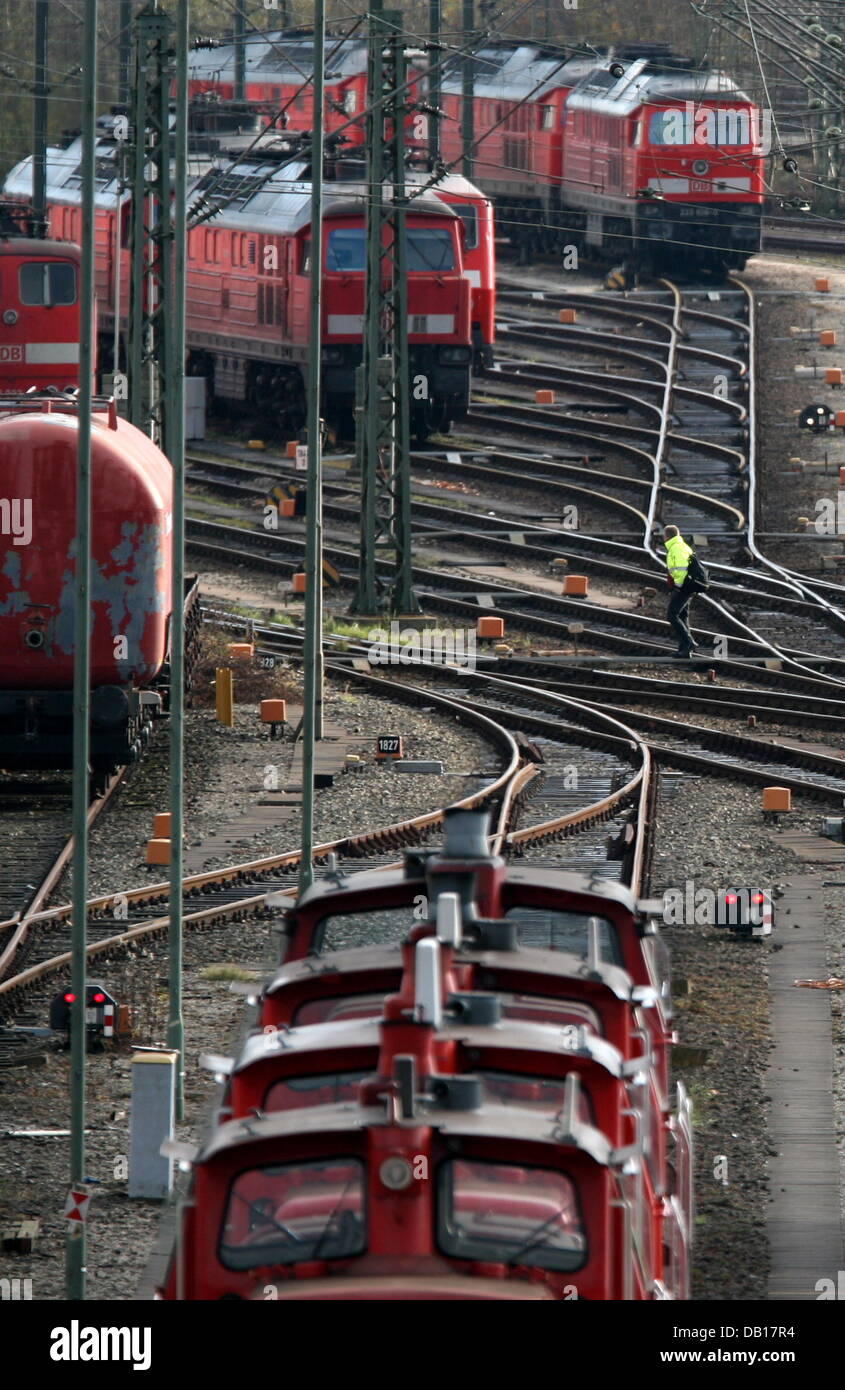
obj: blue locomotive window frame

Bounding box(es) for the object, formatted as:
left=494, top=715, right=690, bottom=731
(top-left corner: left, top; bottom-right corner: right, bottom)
left=326, top=225, right=456, bottom=273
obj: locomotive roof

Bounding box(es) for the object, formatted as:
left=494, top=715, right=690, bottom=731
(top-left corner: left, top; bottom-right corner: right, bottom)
left=565, top=57, right=753, bottom=115
left=198, top=1096, right=618, bottom=1168
left=441, top=43, right=588, bottom=101
left=291, top=859, right=641, bottom=917
left=2, top=142, right=463, bottom=238
left=0, top=236, right=80, bottom=258
left=187, top=33, right=370, bottom=82
left=2, top=139, right=209, bottom=211
left=232, top=1011, right=629, bottom=1078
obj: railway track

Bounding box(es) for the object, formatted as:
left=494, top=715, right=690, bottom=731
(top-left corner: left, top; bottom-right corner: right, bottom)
left=0, top=667, right=655, bottom=1016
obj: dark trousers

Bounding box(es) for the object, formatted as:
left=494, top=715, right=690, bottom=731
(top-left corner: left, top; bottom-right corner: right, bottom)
left=667, top=578, right=696, bottom=651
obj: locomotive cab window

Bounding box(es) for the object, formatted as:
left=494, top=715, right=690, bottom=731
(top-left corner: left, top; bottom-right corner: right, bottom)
left=451, top=203, right=479, bottom=251
left=326, top=227, right=364, bottom=271
left=407, top=227, right=455, bottom=271
left=438, top=1160, right=587, bottom=1271
left=219, top=1156, right=366, bottom=1270
left=19, top=261, right=76, bottom=307
left=504, top=905, right=623, bottom=964
left=314, top=903, right=416, bottom=952
left=264, top=1070, right=370, bottom=1111
left=479, top=1070, right=595, bottom=1122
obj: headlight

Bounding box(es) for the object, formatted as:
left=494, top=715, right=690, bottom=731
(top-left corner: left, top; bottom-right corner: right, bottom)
left=438, top=346, right=471, bottom=364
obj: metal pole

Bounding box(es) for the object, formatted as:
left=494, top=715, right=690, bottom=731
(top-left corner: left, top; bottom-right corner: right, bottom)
left=351, top=2, right=419, bottom=617
left=298, top=0, right=325, bottom=894
left=66, top=0, right=98, bottom=1301
left=234, top=1, right=246, bottom=102
left=113, top=137, right=126, bottom=381
left=428, top=0, right=442, bottom=164
left=352, top=0, right=386, bottom=616
left=389, top=25, right=415, bottom=614
left=33, top=0, right=49, bottom=238
left=461, top=0, right=474, bottom=179
left=166, top=0, right=189, bottom=1120
left=119, top=0, right=133, bottom=107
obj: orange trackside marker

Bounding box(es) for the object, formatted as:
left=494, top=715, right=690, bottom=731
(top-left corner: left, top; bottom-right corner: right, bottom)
left=825, top=367, right=842, bottom=386
left=836, top=411, right=845, bottom=428
left=280, top=497, right=297, bottom=518
left=559, top=308, right=577, bottom=323
left=153, top=812, right=171, bottom=838
left=260, top=698, right=287, bottom=739
left=477, top=616, right=505, bottom=638
left=146, top=838, right=171, bottom=866
left=286, top=440, right=298, bottom=457
left=819, top=330, right=837, bottom=347
left=563, top=575, right=589, bottom=596
left=292, top=572, right=307, bottom=593
left=762, top=787, right=791, bottom=813
left=229, top=643, right=254, bottom=658
left=815, top=277, right=830, bottom=293
left=535, top=388, right=555, bottom=404
left=839, top=466, right=845, bottom=484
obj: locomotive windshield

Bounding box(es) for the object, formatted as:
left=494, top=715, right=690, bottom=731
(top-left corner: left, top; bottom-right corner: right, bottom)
left=438, top=1160, right=587, bottom=1271
left=326, top=225, right=456, bottom=272
left=647, top=106, right=754, bottom=147
left=504, top=905, right=623, bottom=964
left=314, top=905, right=416, bottom=952
left=219, top=1157, right=366, bottom=1270
left=449, top=203, right=479, bottom=250
left=19, top=261, right=77, bottom=306
left=264, top=1070, right=370, bottom=1111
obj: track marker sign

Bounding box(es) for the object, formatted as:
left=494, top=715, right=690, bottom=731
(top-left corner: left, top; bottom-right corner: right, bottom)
left=64, top=1188, right=92, bottom=1224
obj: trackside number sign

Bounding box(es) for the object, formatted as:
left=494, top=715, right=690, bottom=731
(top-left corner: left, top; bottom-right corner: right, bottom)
left=375, top=735, right=404, bottom=760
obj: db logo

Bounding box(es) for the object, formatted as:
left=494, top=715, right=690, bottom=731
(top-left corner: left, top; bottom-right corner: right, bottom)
left=0, top=346, right=23, bottom=362
left=690, top=180, right=710, bottom=192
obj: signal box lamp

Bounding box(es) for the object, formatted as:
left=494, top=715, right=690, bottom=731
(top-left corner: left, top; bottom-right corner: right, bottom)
left=50, top=982, right=118, bottom=1042
left=716, top=889, right=773, bottom=937
left=799, top=402, right=834, bottom=431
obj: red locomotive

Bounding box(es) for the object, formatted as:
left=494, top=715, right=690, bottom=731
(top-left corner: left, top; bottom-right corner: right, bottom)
left=161, top=809, right=692, bottom=1301
left=440, top=44, right=765, bottom=270
left=0, top=395, right=196, bottom=775
left=3, top=128, right=475, bottom=438
left=191, top=33, right=764, bottom=272
left=0, top=211, right=85, bottom=394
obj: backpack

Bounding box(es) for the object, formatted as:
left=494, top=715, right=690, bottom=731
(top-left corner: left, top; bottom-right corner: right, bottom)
left=687, top=551, right=710, bottom=592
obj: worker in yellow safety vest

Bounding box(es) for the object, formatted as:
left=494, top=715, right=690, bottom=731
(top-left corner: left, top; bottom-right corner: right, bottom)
left=663, top=524, right=699, bottom=657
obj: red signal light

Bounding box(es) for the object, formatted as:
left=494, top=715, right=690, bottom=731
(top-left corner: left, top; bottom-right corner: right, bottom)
left=63, top=991, right=76, bottom=1003
left=752, top=893, right=765, bottom=904
left=725, top=893, right=737, bottom=904
left=92, top=991, right=106, bottom=1003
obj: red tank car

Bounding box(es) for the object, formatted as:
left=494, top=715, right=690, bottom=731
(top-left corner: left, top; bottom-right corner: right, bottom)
left=0, top=396, right=174, bottom=771
left=0, top=235, right=85, bottom=393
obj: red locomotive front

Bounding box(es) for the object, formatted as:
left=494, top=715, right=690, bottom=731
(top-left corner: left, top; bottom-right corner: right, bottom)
left=0, top=239, right=85, bottom=394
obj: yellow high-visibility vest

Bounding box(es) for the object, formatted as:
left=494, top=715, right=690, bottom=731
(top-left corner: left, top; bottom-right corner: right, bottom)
left=665, top=535, right=692, bottom=587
